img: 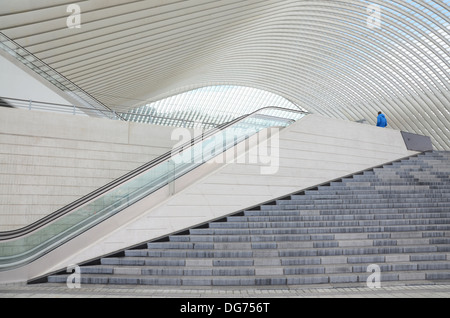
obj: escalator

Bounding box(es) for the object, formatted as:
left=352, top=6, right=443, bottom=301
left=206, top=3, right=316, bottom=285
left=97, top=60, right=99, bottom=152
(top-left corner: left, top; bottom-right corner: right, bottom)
left=0, top=107, right=306, bottom=272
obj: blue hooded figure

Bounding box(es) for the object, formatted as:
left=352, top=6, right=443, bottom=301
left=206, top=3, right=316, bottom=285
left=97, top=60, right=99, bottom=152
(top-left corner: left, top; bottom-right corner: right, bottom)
left=377, top=111, right=387, bottom=128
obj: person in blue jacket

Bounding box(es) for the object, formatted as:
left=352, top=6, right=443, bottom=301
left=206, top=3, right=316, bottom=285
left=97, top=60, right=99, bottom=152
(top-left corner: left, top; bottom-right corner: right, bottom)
left=377, top=111, right=387, bottom=128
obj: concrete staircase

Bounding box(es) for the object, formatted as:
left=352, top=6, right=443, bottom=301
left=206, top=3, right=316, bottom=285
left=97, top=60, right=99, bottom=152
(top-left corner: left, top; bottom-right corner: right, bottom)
left=47, top=151, right=450, bottom=287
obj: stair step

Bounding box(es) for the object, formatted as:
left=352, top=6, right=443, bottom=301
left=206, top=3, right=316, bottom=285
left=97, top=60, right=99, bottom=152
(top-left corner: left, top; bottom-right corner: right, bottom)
left=55, top=261, right=450, bottom=278
left=102, top=244, right=450, bottom=260
left=189, top=224, right=450, bottom=235
left=231, top=213, right=450, bottom=222
left=170, top=231, right=450, bottom=242
left=48, top=270, right=450, bottom=286
left=96, top=250, right=450, bottom=264
left=208, top=219, right=450, bottom=229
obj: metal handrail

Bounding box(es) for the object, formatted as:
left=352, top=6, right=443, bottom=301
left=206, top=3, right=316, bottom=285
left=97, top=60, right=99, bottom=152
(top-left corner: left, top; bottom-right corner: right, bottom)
left=0, top=106, right=307, bottom=242
left=1, top=96, right=227, bottom=128
left=0, top=32, right=122, bottom=120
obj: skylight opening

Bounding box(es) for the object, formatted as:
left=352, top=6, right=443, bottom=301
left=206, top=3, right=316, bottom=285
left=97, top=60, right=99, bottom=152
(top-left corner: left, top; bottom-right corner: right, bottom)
left=122, top=86, right=305, bottom=128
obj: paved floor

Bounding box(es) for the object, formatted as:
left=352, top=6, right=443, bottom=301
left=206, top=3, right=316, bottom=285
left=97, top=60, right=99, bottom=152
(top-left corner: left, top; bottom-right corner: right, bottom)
left=1, top=282, right=450, bottom=298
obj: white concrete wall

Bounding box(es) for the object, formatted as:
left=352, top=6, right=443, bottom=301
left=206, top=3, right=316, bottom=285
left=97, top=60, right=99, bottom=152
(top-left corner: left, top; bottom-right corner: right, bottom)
left=0, top=107, right=187, bottom=231
left=30, top=114, right=418, bottom=279
left=0, top=51, right=72, bottom=106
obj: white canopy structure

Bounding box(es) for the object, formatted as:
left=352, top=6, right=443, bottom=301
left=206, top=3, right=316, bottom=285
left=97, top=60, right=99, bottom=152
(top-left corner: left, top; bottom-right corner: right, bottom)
left=0, top=0, right=449, bottom=149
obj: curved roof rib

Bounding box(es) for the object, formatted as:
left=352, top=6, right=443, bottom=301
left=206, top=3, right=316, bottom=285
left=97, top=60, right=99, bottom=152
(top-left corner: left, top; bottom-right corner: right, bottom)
left=0, top=0, right=448, bottom=149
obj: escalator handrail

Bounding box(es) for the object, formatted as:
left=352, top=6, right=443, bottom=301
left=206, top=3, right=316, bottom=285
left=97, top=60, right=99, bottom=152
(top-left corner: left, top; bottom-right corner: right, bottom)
left=0, top=106, right=307, bottom=241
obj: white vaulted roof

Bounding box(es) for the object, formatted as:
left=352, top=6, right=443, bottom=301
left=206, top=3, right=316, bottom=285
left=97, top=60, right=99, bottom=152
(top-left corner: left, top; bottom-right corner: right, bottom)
left=0, top=0, right=449, bottom=149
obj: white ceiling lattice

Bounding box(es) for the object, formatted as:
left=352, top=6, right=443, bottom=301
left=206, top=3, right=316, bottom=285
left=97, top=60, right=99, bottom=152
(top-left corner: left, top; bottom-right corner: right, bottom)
left=1, top=0, right=449, bottom=149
